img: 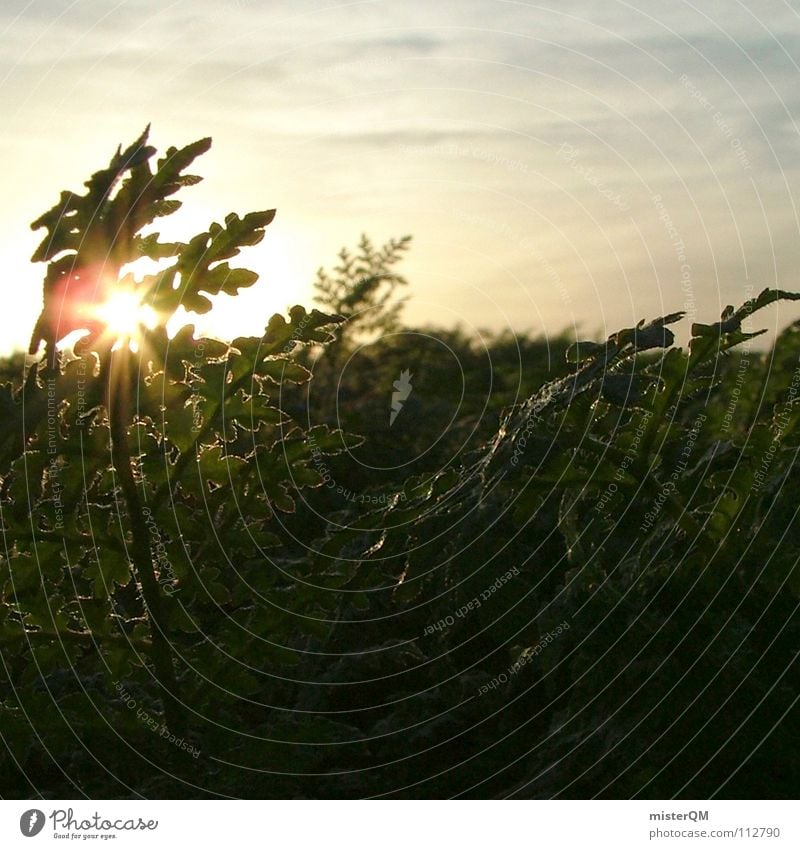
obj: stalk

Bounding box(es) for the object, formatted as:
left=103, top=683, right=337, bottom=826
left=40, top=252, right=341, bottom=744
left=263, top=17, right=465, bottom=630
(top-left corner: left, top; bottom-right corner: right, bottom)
left=106, top=345, right=187, bottom=736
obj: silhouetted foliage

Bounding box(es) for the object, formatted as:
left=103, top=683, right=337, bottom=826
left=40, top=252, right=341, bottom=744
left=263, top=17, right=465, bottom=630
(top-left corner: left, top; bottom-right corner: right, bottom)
left=1, top=130, right=798, bottom=800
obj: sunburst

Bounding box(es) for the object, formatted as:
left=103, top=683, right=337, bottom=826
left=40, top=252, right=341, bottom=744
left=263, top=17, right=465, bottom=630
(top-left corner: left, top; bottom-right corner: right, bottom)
left=92, top=287, right=158, bottom=351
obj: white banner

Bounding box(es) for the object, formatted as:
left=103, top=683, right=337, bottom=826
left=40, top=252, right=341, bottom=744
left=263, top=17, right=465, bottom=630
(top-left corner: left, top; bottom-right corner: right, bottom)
left=0, top=800, right=795, bottom=848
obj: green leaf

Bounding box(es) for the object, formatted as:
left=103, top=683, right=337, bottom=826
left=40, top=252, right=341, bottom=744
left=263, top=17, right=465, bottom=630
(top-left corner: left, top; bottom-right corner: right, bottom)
left=84, top=549, right=131, bottom=599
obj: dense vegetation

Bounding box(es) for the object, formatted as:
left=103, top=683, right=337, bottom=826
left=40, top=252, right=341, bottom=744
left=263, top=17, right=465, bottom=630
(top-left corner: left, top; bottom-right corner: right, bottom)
left=1, top=130, right=798, bottom=799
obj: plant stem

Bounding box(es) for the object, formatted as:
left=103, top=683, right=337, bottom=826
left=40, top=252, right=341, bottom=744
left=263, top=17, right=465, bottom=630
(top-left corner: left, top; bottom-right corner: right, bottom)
left=107, top=346, right=187, bottom=736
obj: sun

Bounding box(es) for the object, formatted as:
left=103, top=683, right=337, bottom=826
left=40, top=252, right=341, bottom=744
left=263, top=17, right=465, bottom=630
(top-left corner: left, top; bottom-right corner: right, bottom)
left=92, top=289, right=158, bottom=349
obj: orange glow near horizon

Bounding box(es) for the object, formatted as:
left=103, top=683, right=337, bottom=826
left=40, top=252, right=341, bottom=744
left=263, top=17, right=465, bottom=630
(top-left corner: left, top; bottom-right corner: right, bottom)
left=34, top=224, right=328, bottom=359
left=53, top=270, right=159, bottom=353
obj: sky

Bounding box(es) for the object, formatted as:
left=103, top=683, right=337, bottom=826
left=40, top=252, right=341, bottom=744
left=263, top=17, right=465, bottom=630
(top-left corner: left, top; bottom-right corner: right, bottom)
left=2, top=0, right=800, bottom=356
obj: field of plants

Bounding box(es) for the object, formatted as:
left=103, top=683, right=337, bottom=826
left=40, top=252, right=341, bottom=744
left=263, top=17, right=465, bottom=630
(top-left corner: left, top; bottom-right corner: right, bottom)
left=1, top=130, right=798, bottom=799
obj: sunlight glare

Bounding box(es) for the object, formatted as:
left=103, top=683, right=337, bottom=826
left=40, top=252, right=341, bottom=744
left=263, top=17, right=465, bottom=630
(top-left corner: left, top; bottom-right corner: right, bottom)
left=93, top=290, right=157, bottom=348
